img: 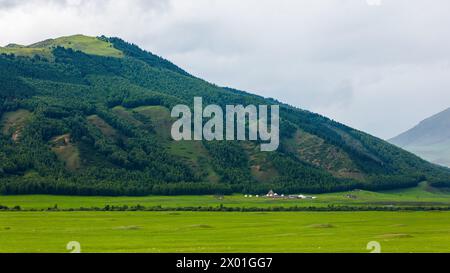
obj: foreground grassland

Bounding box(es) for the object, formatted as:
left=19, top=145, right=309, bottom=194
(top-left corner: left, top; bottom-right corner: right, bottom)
left=0, top=211, right=449, bottom=253
left=1, top=183, right=449, bottom=253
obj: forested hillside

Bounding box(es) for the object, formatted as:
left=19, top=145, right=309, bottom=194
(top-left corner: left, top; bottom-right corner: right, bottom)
left=1, top=35, right=449, bottom=196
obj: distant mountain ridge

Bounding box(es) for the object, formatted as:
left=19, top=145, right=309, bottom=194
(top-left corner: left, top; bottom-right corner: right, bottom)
left=390, top=107, right=450, bottom=167
left=0, top=34, right=449, bottom=196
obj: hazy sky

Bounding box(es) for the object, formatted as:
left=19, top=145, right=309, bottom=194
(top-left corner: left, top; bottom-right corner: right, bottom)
left=1, top=0, right=450, bottom=139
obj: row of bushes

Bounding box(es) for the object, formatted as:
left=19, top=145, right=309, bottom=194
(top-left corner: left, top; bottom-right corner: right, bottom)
left=2, top=204, right=450, bottom=212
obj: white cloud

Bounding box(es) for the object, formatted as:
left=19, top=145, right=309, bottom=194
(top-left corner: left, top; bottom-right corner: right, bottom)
left=1, top=0, right=450, bottom=139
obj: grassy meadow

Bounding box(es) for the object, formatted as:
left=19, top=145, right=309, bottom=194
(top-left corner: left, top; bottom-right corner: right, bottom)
left=0, top=182, right=449, bottom=210
left=0, top=183, right=450, bottom=253
left=0, top=34, right=123, bottom=59
left=1, top=211, right=449, bottom=253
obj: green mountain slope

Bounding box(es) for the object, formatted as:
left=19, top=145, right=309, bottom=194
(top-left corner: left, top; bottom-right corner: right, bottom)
left=390, top=108, right=450, bottom=167
left=1, top=35, right=449, bottom=196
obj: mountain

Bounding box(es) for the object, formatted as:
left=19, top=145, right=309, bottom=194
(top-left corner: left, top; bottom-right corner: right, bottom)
left=1, top=35, right=449, bottom=196
left=390, top=107, right=450, bottom=168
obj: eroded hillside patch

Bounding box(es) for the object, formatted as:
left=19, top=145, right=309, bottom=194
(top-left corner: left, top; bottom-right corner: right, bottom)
left=242, top=141, right=279, bottom=183
left=87, top=115, right=119, bottom=140
left=0, top=109, right=32, bottom=142
left=133, top=106, right=173, bottom=139
left=50, top=134, right=80, bottom=171
left=133, top=105, right=220, bottom=182
left=284, top=129, right=363, bottom=180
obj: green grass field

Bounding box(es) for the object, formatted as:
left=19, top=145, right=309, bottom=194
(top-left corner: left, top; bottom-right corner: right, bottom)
left=1, top=183, right=450, bottom=253
left=1, top=211, right=449, bottom=253
left=0, top=182, right=449, bottom=210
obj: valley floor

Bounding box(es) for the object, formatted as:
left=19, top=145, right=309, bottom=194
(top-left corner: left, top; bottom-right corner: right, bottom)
left=0, top=182, right=449, bottom=210
left=1, top=183, right=450, bottom=253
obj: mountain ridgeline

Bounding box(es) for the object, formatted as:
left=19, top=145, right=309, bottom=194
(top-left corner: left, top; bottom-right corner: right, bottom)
left=0, top=35, right=449, bottom=196
left=390, top=107, right=450, bottom=169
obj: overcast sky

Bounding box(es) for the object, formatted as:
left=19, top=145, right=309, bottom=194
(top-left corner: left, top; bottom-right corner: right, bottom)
left=1, top=0, right=450, bottom=139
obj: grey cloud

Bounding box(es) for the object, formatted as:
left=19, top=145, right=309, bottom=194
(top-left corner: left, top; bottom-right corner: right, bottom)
left=0, top=0, right=169, bottom=11
left=0, top=0, right=22, bottom=9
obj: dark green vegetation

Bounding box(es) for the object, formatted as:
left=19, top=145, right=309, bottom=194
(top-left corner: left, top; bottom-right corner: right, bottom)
left=390, top=107, right=450, bottom=168
left=1, top=35, right=450, bottom=196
